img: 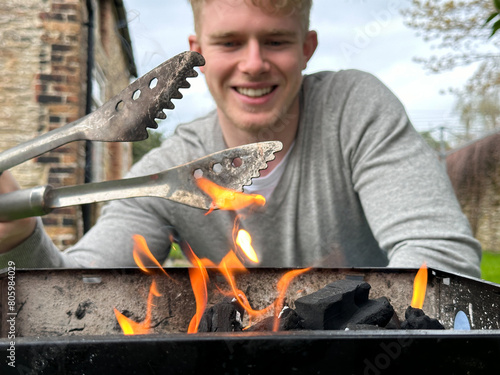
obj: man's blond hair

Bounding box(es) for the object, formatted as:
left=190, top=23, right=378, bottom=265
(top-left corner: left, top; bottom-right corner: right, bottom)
left=189, top=0, right=313, bottom=36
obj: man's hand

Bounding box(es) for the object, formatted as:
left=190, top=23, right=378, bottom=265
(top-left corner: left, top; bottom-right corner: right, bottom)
left=0, top=171, right=37, bottom=253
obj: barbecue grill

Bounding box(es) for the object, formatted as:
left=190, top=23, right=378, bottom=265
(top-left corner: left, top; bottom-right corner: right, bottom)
left=1, top=267, right=499, bottom=374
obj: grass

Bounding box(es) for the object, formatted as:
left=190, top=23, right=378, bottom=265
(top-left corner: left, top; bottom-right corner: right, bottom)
left=163, top=242, right=191, bottom=267
left=481, top=251, right=500, bottom=284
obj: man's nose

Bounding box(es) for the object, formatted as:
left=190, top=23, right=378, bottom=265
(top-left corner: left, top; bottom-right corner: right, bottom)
left=239, top=40, right=270, bottom=75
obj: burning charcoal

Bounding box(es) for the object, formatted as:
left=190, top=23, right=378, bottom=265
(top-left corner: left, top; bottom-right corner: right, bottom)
left=400, top=306, right=445, bottom=330
left=384, top=312, right=402, bottom=329
left=341, top=297, right=394, bottom=329
left=198, top=297, right=244, bottom=332
left=353, top=281, right=371, bottom=305
left=294, top=279, right=371, bottom=330
left=279, top=307, right=304, bottom=330
left=245, top=316, right=274, bottom=331
left=245, top=307, right=304, bottom=332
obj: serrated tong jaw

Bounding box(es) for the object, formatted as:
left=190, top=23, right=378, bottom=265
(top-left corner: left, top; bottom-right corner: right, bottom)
left=83, top=51, right=206, bottom=141
left=0, top=51, right=205, bottom=172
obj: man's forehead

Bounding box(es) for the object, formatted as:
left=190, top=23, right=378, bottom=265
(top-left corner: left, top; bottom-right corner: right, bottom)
left=199, top=0, right=300, bottom=19
left=198, top=1, right=302, bottom=35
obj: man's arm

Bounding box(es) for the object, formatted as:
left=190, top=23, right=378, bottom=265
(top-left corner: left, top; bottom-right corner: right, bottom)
left=340, top=71, right=482, bottom=277
left=0, top=134, right=189, bottom=269
left=0, top=171, right=82, bottom=268
left=0, top=171, right=37, bottom=253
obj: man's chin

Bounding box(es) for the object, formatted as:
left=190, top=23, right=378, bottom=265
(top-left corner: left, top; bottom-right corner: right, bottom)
left=236, top=119, right=284, bottom=138
left=218, top=107, right=290, bottom=140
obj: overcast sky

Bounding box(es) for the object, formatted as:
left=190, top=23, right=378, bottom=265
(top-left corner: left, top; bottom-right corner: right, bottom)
left=122, top=0, right=478, bottom=140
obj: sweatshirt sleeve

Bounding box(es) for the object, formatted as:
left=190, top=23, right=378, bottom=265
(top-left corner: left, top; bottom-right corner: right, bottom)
left=339, top=71, right=481, bottom=278
left=0, top=218, right=81, bottom=268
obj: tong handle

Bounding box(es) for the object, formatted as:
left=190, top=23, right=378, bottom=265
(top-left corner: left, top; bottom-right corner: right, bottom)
left=0, top=185, right=53, bottom=221
left=0, top=174, right=166, bottom=222
left=0, top=118, right=85, bottom=172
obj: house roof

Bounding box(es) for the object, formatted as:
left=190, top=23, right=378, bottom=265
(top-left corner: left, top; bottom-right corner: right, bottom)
left=446, top=128, right=500, bottom=157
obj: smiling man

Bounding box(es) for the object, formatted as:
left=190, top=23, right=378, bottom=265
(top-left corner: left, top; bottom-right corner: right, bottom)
left=0, top=0, right=482, bottom=278
left=187, top=0, right=317, bottom=170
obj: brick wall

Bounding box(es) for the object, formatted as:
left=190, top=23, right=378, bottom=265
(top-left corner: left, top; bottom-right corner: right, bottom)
left=0, top=0, right=49, bottom=188
left=0, top=0, right=134, bottom=249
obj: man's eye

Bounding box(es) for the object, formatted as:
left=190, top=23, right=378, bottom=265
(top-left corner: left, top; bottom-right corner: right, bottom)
left=221, top=41, right=238, bottom=47
left=267, top=40, right=287, bottom=47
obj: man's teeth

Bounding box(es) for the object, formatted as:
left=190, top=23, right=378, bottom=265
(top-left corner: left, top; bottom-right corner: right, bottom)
left=237, top=87, right=273, bottom=97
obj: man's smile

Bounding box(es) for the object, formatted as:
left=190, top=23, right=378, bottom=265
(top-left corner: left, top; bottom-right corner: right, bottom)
left=234, top=86, right=277, bottom=98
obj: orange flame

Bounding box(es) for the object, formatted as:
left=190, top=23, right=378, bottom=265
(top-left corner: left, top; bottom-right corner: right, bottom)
left=183, top=242, right=210, bottom=334
left=121, top=232, right=311, bottom=334
left=271, top=268, right=311, bottom=331
left=410, top=263, right=428, bottom=309
left=235, top=229, right=259, bottom=263
left=216, top=250, right=311, bottom=330
left=114, top=235, right=172, bottom=335
left=132, top=234, right=174, bottom=281
left=195, top=177, right=266, bottom=215
left=114, top=280, right=161, bottom=335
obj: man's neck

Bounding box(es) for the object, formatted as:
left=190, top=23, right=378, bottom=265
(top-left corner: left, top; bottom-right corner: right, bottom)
left=218, top=107, right=300, bottom=176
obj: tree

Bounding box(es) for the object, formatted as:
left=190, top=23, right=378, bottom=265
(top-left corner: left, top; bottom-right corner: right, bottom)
left=132, top=130, right=165, bottom=164
left=402, top=0, right=500, bottom=143
left=419, top=130, right=450, bottom=153
left=485, top=0, right=500, bottom=37
left=402, top=0, right=499, bottom=72
left=451, top=59, right=500, bottom=138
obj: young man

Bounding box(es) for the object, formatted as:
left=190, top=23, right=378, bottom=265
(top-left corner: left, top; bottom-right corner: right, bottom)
left=0, top=0, right=481, bottom=277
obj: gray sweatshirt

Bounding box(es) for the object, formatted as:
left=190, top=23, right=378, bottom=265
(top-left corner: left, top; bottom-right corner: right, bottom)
left=0, top=70, right=482, bottom=277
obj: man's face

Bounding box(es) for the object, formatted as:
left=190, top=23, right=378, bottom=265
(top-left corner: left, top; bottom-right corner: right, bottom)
left=189, top=0, right=317, bottom=138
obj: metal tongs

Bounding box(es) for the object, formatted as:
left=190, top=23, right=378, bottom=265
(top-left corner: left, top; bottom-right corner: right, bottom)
left=0, top=51, right=283, bottom=221
left=0, top=141, right=283, bottom=221
left=0, top=51, right=205, bottom=172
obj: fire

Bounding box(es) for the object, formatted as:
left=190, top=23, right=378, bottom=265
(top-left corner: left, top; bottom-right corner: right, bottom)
left=271, top=268, right=311, bottom=331
left=235, top=229, right=259, bottom=263
left=115, top=235, right=171, bottom=335
left=183, top=242, right=209, bottom=333
left=195, top=177, right=266, bottom=214
left=410, top=263, right=428, bottom=309
left=215, top=249, right=310, bottom=329
left=115, top=178, right=307, bottom=334
left=114, top=280, right=161, bottom=335
left=132, top=234, right=174, bottom=281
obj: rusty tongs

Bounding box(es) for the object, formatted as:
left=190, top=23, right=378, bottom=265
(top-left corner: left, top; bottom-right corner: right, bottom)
left=0, top=51, right=205, bottom=172
left=0, top=141, right=283, bottom=221
left=0, top=51, right=283, bottom=220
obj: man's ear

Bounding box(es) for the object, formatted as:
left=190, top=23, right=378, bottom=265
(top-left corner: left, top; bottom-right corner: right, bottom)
left=302, top=30, right=318, bottom=70
left=189, top=35, right=205, bottom=73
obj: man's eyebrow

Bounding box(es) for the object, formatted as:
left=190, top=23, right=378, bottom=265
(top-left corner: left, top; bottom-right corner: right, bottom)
left=208, top=29, right=299, bottom=39
left=265, top=29, right=298, bottom=37
left=208, top=31, right=240, bottom=40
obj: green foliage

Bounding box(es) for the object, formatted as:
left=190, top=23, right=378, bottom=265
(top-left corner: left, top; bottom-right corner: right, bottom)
left=419, top=131, right=449, bottom=152
left=484, top=0, right=500, bottom=37
left=403, top=1, right=500, bottom=145
left=402, top=0, right=497, bottom=72
left=132, top=130, right=165, bottom=164
left=169, top=242, right=187, bottom=260
left=481, top=251, right=500, bottom=284
left=165, top=242, right=191, bottom=267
